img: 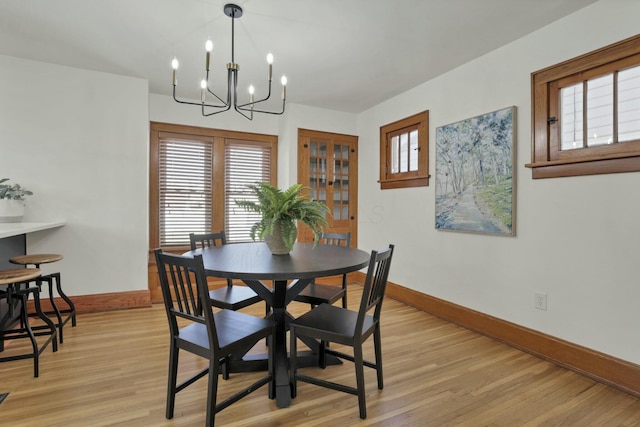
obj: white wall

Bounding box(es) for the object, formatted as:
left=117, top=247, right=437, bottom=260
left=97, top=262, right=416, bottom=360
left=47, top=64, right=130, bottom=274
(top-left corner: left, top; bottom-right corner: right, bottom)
left=356, top=0, right=640, bottom=364
left=0, top=55, right=149, bottom=295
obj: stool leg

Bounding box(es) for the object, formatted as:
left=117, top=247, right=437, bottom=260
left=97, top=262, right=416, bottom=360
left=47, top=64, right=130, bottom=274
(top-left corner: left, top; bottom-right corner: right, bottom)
left=42, top=276, right=64, bottom=343
left=31, top=282, right=58, bottom=354
left=52, top=272, right=76, bottom=328
left=18, top=291, right=40, bottom=377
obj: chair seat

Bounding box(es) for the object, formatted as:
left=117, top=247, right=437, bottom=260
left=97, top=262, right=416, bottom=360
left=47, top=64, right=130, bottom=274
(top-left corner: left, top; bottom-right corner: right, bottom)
left=9, top=254, right=63, bottom=266
left=294, top=283, right=346, bottom=306
left=209, top=286, right=263, bottom=311
left=178, top=309, right=274, bottom=350
left=292, top=303, right=376, bottom=343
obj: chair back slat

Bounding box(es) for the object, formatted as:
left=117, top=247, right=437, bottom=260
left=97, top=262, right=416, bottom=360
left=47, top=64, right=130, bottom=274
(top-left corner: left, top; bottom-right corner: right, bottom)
left=189, top=231, right=235, bottom=289
left=319, top=232, right=351, bottom=247
left=357, top=245, right=394, bottom=330
left=167, top=262, right=199, bottom=318
left=189, top=231, right=227, bottom=251
left=154, top=249, right=219, bottom=350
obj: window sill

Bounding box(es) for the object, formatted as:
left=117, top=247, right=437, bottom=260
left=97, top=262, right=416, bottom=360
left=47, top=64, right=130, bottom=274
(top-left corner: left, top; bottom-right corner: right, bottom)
left=379, top=175, right=430, bottom=189
left=525, top=156, right=640, bottom=179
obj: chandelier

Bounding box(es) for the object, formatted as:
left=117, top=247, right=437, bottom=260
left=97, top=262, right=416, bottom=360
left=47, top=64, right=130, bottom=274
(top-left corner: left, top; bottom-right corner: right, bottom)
left=171, top=3, right=287, bottom=120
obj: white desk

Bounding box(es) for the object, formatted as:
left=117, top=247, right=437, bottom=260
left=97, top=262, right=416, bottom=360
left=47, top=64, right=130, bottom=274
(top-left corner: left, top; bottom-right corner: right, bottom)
left=0, top=221, right=66, bottom=239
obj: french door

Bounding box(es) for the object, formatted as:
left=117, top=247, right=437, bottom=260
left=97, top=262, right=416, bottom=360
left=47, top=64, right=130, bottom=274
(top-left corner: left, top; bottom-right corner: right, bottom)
left=297, top=128, right=358, bottom=245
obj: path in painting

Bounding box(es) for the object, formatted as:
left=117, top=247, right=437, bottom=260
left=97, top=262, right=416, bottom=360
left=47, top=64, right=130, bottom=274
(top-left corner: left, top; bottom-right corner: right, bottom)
left=449, top=187, right=502, bottom=233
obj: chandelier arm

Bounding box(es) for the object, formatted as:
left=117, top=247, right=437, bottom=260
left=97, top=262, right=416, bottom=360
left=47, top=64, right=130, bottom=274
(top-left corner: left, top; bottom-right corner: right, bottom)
left=237, top=100, right=285, bottom=115
left=237, top=80, right=273, bottom=109
left=173, top=86, right=230, bottom=109
left=233, top=105, right=254, bottom=120
left=202, top=69, right=234, bottom=116
left=201, top=103, right=232, bottom=117
left=205, top=87, right=228, bottom=106
left=205, top=71, right=229, bottom=106
left=172, top=86, right=203, bottom=107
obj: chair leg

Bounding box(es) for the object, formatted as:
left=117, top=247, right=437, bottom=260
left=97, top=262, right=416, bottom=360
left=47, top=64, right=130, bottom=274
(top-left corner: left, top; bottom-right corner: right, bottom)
left=205, top=358, right=220, bottom=427
left=319, top=340, right=327, bottom=369
left=354, top=343, right=367, bottom=419
left=268, top=334, right=275, bottom=399
left=289, top=326, right=297, bottom=398
left=342, top=275, right=348, bottom=308
left=221, top=356, right=230, bottom=380
left=374, top=325, right=384, bottom=389
left=166, top=345, right=179, bottom=419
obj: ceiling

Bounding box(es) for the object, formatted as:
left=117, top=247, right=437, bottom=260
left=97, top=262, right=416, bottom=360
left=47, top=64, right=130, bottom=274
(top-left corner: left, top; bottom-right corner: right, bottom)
left=0, top=0, right=598, bottom=114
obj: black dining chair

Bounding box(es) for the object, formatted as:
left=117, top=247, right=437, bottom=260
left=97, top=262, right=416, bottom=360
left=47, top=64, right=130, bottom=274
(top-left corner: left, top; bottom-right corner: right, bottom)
left=289, top=244, right=394, bottom=419
left=189, top=231, right=266, bottom=313
left=294, top=232, right=351, bottom=308
left=154, top=248, right=274, bottom=427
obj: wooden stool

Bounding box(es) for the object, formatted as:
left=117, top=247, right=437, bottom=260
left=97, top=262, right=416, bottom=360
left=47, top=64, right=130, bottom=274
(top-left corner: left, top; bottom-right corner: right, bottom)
left=0, top=268, right=58, bottom=377
left=10, top=254, right=76, bottom=344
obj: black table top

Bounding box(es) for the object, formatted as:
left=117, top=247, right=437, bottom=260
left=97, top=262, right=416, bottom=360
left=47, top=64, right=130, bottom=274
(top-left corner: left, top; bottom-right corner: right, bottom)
left=185, top=242, right=370, bottom=281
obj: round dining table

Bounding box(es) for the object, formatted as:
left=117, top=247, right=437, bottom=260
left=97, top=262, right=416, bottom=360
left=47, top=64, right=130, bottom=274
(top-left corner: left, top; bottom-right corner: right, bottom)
left=184, top=241, right=370, bottom=408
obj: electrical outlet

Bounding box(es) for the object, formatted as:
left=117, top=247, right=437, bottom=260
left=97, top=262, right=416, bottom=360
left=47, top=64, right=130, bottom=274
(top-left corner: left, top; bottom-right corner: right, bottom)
left=534, top=292, right=547, bottom=311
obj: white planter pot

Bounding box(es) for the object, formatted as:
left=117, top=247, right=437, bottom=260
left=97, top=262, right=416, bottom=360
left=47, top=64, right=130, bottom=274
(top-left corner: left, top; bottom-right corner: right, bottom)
left=0, top=199, right=25, bottom=223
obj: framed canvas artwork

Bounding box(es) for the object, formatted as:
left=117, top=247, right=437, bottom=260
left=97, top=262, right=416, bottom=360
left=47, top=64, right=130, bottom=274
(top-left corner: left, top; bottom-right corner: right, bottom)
left=435, top=106, right=516, bottom=236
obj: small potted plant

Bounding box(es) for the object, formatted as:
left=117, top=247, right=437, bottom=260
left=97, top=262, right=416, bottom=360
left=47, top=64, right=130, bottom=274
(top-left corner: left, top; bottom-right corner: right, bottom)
left=0, top=178, right=33, bottom=222
left=235, top=182, right=329, bottom=255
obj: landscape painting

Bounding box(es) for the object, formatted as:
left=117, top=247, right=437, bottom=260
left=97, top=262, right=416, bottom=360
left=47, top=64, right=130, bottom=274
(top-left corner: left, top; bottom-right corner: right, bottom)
left=435, top=106, right=515, bottom=236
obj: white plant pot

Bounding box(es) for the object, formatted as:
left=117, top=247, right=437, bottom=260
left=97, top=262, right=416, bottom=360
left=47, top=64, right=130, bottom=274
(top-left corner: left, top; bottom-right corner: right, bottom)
left=0, top=199, right=25, bottom=223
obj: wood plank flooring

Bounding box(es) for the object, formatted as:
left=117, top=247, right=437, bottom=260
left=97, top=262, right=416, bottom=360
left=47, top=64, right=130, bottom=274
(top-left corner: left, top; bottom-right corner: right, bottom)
left=2, top=285, right=640, bottom=426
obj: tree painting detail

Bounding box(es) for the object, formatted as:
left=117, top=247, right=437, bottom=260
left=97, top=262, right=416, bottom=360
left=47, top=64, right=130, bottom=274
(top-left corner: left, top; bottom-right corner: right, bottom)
left=435, top=106, right=515, bottom=235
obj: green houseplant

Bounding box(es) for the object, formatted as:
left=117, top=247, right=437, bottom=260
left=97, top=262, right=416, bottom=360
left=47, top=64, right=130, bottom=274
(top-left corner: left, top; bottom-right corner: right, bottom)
left=235, top=182, right=329, bottom=254
left=0, top=178, right=33, bottom=200
left=0, top=178, right=33, bottom=223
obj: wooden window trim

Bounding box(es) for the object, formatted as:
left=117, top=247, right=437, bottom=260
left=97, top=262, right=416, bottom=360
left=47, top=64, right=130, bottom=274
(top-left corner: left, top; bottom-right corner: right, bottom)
left=527, top=34, right=640, bottom=179
left=379, top=110, right=430, bottom=189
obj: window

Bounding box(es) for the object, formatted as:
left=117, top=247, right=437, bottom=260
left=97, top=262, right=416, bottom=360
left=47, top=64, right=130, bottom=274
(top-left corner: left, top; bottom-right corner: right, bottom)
left=150, top=122, right=277, bottom=249
left=224, top=141, right=273, bottom=242
left=159, top=137, right=213, bottom=245
left=379, top=110, right=429, bottom=189
left=528, top=34, right=640, bottom=178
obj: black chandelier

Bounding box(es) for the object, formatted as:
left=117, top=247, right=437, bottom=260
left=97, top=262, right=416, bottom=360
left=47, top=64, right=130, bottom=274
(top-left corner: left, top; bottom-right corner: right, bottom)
left=171, top=3, right=286, bottom=120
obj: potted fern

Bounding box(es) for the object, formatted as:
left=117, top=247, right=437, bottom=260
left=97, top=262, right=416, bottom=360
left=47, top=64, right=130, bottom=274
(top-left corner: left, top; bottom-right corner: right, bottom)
left=0, top=178, right=33, bottom=223
left=235, top=182, right=329, bottom=255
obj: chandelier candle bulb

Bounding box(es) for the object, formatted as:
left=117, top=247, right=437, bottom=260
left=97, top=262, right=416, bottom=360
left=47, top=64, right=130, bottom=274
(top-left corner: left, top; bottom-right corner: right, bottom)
left=205, top=39, right=213, bottom=71
left=171, top=57, right=179, bottom=86
left=281, top=75, right=287, bottom=100
left=267, top=53, right=273, bottom=81
left=200, top=79, right=207, bottom=103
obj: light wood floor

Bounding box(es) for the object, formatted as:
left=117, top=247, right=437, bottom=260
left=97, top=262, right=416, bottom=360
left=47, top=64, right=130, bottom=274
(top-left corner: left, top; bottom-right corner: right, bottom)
left=2, top=285, right=640, bottom=426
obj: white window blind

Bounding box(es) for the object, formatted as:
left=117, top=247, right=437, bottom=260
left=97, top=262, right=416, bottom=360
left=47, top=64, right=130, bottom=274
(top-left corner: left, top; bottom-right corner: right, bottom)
left=159, top=138, right=213, bottom=246
left=225, top=142, right=272, bottom=242
left=390, top=128, right=419, bottom=173
left=560, top=64, right=640, bottom=150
